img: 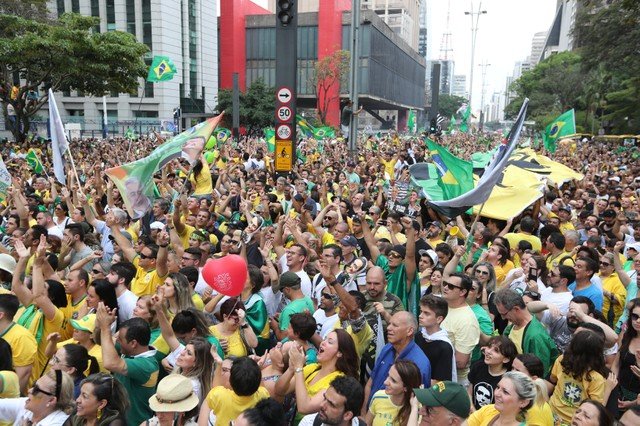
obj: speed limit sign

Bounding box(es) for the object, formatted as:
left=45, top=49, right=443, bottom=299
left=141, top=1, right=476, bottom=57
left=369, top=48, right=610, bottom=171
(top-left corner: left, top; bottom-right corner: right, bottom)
left=276, top=106, right=292, bottom=122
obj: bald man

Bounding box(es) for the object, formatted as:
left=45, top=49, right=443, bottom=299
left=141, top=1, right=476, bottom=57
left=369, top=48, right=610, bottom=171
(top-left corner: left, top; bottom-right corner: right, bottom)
left=363, top=311, right=431, bottom=412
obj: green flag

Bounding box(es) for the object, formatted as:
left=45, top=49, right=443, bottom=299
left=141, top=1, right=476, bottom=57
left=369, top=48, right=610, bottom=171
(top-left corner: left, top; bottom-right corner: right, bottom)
left=264, top=128, right=275, bottom=152
left=296, top=115, right=314, bottom=138
left=407, top=110, right=416, bottom=133
left=543, top=109, right=576, bottom=153
left=447, top=115, right=457, bottom=134
left=147, top=55, right=177, bottom=82
left=426, top=139, right=474, bottom=200
left=459, top=105, right=471, bottom=133
left=26, top=149, right=44, bottom=173
left=312, top=126, right=336, bottom=140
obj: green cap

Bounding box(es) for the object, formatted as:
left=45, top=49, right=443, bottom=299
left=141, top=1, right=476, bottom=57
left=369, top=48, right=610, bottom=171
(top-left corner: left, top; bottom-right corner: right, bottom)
left=413, top=381, right=470, bottom=419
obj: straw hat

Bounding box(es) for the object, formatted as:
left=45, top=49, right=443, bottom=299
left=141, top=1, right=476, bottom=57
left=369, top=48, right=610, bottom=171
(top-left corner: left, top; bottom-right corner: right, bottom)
left=148, top=375, right=199, bottom=413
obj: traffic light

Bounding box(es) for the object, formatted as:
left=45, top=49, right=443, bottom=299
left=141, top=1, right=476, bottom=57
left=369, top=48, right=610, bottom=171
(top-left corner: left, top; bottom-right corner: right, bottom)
left=277, top=0, right=295, bottom=26
left=429, top=118, right=437, bottom=134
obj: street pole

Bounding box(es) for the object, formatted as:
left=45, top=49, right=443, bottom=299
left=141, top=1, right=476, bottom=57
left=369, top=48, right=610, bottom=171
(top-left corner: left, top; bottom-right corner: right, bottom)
left=465, top=1, right=487, bottom=109
left=479, top=61, right=491, bottom=131
left=348, top=0, right=361, bottom=160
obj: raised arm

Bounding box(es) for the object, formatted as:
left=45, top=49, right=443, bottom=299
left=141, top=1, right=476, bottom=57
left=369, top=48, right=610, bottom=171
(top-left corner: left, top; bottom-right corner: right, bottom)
left=402, top=216, right=417, bottom=289
left=106, top=214, right=137, bottom=263
left=32, top=237, right=57, bottom=321
left=361, top=212, right=381, bottom=264
left=11, top=241, right=33, bottom=307
left=97, top=302, right=127, bottom=375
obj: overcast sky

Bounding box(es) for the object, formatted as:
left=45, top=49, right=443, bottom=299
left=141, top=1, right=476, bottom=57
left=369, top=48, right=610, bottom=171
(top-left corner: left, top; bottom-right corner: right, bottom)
left=426, top=0, right=557, bottom=111
left=247, top=1, right=558, bottom=111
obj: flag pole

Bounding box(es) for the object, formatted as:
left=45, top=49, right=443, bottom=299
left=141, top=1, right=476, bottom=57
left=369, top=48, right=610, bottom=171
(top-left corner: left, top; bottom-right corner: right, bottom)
left=64, top=145, right=84, bottom=195
left=463, top=201, right=488, bottom=253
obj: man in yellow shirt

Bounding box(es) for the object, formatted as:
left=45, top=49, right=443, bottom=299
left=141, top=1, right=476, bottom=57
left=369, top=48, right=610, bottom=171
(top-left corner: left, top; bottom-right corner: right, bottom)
left=0, top=294, right=37, bottom=395
left=107, top=216, right=168, bottom=296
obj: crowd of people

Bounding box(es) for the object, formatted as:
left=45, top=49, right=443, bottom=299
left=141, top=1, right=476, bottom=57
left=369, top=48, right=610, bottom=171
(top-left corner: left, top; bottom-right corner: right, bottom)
left=0, top=128, right=638, bottom=426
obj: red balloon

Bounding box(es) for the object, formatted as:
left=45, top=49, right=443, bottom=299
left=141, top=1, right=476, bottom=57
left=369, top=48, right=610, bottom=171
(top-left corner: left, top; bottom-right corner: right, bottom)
left=202, top=255, right=247, bottom=297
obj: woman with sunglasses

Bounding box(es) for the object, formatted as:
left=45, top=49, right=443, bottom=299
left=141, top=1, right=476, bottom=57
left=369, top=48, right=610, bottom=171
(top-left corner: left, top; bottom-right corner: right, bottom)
left=70, top=373, right=129, bottom=425
left=0, top=369, right=75, bottom=425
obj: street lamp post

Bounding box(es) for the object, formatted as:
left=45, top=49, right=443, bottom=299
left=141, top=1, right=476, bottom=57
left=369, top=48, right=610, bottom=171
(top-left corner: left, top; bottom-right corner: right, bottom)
left=479, top=61, right=491, bottom=130
left=464, top=1, right=487, bottom=110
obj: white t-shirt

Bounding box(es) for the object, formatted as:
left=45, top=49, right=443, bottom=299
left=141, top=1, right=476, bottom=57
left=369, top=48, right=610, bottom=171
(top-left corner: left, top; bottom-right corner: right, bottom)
left=541, top=289, right=573, bottom=315
left=313, top=310, right=339, bottom=339
left=278, top=256, right=312, bottom=298
left=117, top=289, right=138, bottom=323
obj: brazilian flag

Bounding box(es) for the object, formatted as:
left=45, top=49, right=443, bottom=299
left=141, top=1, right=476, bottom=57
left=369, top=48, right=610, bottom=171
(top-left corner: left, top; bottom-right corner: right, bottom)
left=426, top=139, right=474, bottom=201
left=312, top=126, right=336, bottom=140
left=147, top=56, right=177, bottom=82
left=26, top=149, right=44, bottom=173
left=264, top=128, right=275, bottom=153
left=543, top=109, right=576, bottom=153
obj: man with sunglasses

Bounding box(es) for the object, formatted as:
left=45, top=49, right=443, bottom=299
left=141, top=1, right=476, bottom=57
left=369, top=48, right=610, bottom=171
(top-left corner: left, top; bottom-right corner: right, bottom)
left=440, top=273, right=480, bottom=385
left=541, top=265, right=574, bottom=315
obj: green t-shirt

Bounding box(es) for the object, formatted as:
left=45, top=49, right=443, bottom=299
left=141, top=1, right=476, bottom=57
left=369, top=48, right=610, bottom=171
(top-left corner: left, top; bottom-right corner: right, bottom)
left=115, top=352, right=159, bottom=426
left=470, top=303, right=495, bottom=362
left=279, top=297, right=315, bottom=331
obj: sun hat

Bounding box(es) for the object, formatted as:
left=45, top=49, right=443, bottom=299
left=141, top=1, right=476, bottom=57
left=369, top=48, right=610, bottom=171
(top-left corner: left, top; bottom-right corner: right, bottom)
left=148, top=374, right=199, bottom=413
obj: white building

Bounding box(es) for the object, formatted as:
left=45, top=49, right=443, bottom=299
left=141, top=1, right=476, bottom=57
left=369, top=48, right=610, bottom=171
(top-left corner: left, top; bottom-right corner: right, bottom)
left=541, top=0, right=578, bottom=61
left=46, top=0, right=217, bottom=136
left=529, top=31, right=547, bottom=66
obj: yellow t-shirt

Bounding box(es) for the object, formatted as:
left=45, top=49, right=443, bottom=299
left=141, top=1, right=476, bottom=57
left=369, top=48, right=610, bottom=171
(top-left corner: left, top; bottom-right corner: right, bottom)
left=600, top=273, right=627, bottom=326
left=332, top=320, right=373, bottom=359
left=31, top=308, right=66, bottom=386
left=0, top=370, right=20, bottom=398
left=303, top=363, right=344, bottom=397
left=440, top=305, right=480, bottom=380
left=504, top=232, right=542, bottom=253
left=468, top=403, right=554, bottom=426
left=380, top=158, right=397, bottom=178
left=131, top=256, right=166, bottom=297
left=205, top=385, right=269, bottom=426
left=177, top=223, right=219, bottom=249
left=0, top=323, right=37, bottom=368
left=192, top=293, right=205, bottom=310
left=369, top=389, right=401, bottom=426
left=62, top=294, right=87, bottom=340
left=190, top=158, right=213, bottom=196
left=508, top=324, right=525, bottom=354
left=549, top=355, right=605, bottom=424
left=209, top=325, right=247, bottom=357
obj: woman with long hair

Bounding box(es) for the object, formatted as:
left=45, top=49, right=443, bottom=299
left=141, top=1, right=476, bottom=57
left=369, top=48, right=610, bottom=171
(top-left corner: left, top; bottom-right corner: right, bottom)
left=274, top=329, right=359, bottom=422
left=503, top=251, right=548, bottom=294
left=467, top=371, right=544, bottom=426
left=613, top=297, right=640, bottom=411
left=173, top=337, right=214, bottom=403
left=0, top=369, right=75, bottom=425
left=549, top=330, right=607, bottom=423
left=70, top=373, right=129, bottom=425
left=240, top=265, right=270, bottom=355
left=210, top=297, right=258, bottom=357
left=189, top=156, right=213, bottom=199
left=570, top=399, right=614, bottom=426
left=511, top=354, right=554, bottom=425
left=0, top=338, right=19, bottom=399
left=49, top=343, right=100, bottom=398
left=157, top=273, right=195, bottom=319
left=82, top=279, right=119, bottom=331
left=366, top=359, right=422, bottom=426
left=133, top=296, right=161, bottom=343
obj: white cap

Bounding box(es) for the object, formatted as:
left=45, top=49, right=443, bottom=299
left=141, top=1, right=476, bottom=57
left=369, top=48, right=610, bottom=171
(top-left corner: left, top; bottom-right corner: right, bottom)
left=150, top=221, right=166, bottom=230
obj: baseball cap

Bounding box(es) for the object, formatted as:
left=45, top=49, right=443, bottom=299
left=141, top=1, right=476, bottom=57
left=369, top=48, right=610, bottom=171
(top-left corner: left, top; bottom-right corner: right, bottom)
left=414, top=381, right=471, bottom=419
left=609, top=176, right=621, bottom=183
left=150, top=221, right=166, bottom=231
left=418, top=249, right=438, bottom=265
left=70, top=314, right=96, bottom=333
left=339, top=235, right=359, bottom=247
left=389, top=244, right=406, bottom=259
left=429, top=220, right=444, bottom=229
left=558, top=205, right=571, bottom=213
left=547, top=212, right=559, bottom=219
left=346, top=160, right=356, bottom=167
left=279, top=271, right=301, bottom=289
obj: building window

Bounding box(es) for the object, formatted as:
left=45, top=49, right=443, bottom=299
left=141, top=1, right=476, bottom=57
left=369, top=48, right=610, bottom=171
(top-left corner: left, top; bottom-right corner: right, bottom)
left=144, top=81, right=154, bottom=98
left=56, top=0, right=65, bottom=17
left=71, top=0, right=80, bottom=13
left=188, top=0, right=198, bottom=99
left=90, top=0, right=100, bottom=32
left=133, top=111, right=159, bottom=118
left=126, top=0, right=136, bottom=35
left=142, top=0, right=152, bottom=49
left=106, top=0, right=116, bottom=31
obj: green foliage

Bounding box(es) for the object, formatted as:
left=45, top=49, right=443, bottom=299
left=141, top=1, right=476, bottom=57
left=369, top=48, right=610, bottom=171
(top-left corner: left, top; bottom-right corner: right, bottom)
left=0, top=12, right=148, bottom=142
left=438, top=94, right=467, bottom=118
left=216, top=78, right=276, bottom=137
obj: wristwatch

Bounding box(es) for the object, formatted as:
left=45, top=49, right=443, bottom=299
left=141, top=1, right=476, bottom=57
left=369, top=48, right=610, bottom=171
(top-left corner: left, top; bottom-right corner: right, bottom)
left=295, top=367, right=304, bottom=374
left=241, top=323, right=249, bottom=329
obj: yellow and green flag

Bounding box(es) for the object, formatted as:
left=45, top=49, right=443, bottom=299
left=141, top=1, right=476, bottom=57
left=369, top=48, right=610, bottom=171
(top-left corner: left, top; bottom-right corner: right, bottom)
left=543, top=109, right=576, bottom=153
left=106, top=113, right=223, bottom=218
left=26, top=149, right=44, bottom=173
left=0, top=155, right=11, bottom=203
left=264, top=128, right=275, bottom=152
left=426, top=139, right=474, bottom=200
left=147, top=56, right=177, bottom=82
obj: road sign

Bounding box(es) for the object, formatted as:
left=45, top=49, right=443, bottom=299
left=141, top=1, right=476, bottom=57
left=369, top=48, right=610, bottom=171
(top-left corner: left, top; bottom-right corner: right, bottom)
left=275, top=139, right=293, bottom=172
left=277, top=87, right=292, bottom=104
left=276, top=124, right=292, bottom=139
left=276, top=106, right=292, bottom=122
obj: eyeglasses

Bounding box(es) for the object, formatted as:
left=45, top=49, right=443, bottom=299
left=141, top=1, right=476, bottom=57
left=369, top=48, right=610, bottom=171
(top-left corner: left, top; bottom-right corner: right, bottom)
left=475, top=269, right=489, bottom=276
left=91, top=269, right=102, bottom=275
left=443, top=281, right=463, bottom=291
left=600, top=262, right=611, bottom=267
left=321, top=293, right=333, bottom=299
left=388, top=252, right=403, bottom=259
left=631, top=313, right=640, bottom=322
left=32, top=383, right=55, bottom=397
left=182, top=257, right=197, bottom=262
left=139, top=252, right=154, bottom=260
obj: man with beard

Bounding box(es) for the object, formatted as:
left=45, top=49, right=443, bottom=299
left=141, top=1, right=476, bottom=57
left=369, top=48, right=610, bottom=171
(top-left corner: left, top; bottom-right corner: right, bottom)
left=299, top=376, right=365, bottom=426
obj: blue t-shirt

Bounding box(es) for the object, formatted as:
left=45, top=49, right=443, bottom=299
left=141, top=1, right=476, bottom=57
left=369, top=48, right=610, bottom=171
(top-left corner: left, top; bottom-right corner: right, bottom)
left=367, top=341, right=431, bottom=407
left=569, top=282, right=603, bottom=311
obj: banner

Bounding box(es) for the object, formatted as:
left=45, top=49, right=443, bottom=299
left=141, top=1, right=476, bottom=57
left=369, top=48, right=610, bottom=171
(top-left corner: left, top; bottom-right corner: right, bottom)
left=0, top=155, right=11, bottom=203
left=48, top=89, right=68, bottom=184
left=264, top=128, right=275, bottom=153
left=426, top=139, right=474, bottom=200
left=147, top=56, right=177, bottom=82
left=26, top=149, right=44, bottom=173
left=105, top=113, right=223, bottom=219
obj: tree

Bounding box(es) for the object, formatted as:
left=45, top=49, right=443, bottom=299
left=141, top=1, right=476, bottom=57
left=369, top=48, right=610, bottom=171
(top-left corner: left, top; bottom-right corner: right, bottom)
left=216, top=78, right=275, bottom=137
left=0, top=0, right=49, bottom=21
left=309, top=50, right=350, bottom=124
left=438, top=94, right=468, bottom=118
left=0, top=13, right=148, bottom=142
